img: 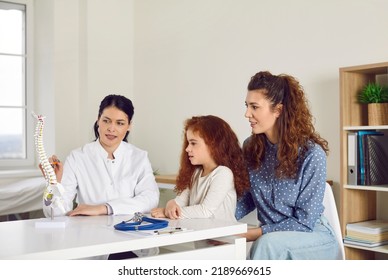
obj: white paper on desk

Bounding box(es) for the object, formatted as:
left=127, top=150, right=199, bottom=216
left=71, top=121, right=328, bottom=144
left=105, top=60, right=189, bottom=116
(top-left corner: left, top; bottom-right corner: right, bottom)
left=114, top=227, right=192, bottom=238
left=111, top=227, right=159, bottom=238
left=120, top=229, right=158, bottom=237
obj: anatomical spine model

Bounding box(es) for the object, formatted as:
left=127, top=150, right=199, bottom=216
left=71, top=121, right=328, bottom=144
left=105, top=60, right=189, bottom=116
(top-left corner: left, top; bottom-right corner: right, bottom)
left=32, top=112, right=66, bottom=216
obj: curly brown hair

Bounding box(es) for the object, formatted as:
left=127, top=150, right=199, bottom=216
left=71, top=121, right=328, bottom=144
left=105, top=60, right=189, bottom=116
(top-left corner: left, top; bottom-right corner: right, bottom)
left=175, top=115, right=250, bottom=197
left=244, top=71, right=329, bottom=178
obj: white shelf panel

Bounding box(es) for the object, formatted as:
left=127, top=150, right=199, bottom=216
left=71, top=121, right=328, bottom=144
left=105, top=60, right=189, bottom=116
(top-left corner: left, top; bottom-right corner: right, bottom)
left=343, top=125, right=388, bottom=131
left=345, top=185, right=388, bottom=192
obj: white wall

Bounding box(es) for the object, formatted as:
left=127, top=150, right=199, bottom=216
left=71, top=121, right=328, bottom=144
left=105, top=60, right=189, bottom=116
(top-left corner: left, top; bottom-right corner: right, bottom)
left=132, top=0, right=388, bottom=195
left=4, top=0, right=388, bottom=199
left=34, top=0, right=134, bottom=161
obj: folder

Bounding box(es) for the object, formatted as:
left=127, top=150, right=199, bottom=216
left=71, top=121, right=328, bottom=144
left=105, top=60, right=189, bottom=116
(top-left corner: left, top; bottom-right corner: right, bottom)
left=357, top=131, right=383, bottom=185
left=347, top=130, right=386, bottom=185
left=365, top=132, right=388, bottom=185
left=347, top=132, right=358, bottom=185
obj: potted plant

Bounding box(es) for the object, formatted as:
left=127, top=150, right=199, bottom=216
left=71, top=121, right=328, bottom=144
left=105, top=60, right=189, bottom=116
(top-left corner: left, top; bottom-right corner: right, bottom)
left=358, top=82, right=388, bottom=125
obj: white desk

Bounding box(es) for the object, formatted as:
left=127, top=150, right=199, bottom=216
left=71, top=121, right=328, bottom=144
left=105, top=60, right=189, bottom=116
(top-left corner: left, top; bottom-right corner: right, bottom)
left=0, top=215, right=247, bottom=260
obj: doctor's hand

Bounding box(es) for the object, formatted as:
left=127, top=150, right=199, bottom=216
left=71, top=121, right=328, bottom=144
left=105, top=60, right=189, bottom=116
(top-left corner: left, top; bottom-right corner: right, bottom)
left=39, top=154, right=63, bottom=183
left=68, top=204, right=108, bottom=216
left=164, top=199, right=182, bottom=220
left=50, top=155, right=63, bottom=182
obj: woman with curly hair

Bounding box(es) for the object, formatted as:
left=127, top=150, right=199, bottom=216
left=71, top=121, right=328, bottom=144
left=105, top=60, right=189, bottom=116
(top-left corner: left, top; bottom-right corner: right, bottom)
left=236, top=71, right=338, bottom=259
left=151, top=115, right=250, bottom=221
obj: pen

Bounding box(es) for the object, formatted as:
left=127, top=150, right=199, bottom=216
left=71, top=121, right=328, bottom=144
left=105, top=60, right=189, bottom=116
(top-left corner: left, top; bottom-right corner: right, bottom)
left=154, top=228, right=185, bottom=234
left=51, top=159, right=60, bottom=167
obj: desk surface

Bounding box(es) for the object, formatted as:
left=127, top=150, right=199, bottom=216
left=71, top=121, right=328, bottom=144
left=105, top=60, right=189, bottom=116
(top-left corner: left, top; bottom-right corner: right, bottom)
left=0, top=215, right=246, bottom=260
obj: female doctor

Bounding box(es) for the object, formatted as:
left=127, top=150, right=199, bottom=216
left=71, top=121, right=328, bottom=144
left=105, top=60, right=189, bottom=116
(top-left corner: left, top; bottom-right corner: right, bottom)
left=44, top=94, right=159, bottom=218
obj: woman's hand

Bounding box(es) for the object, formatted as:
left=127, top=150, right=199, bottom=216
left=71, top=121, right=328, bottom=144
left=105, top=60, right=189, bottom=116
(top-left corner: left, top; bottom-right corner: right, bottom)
left=68, top=204, right=107, bottom=216
left=151, top=207, right=167, bottom=218
left=165, top=199, right=182, bottom=219
left=50, top=155, right=63, bottom=182
left=238, top=227, right=263, bottom=242
left=39, top=155, right=64, bottom=183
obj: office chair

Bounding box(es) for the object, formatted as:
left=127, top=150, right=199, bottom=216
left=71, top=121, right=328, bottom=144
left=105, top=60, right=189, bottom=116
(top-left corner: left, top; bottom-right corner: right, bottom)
left=323, top=182, right=346, bottom=260
left=245, top=182, right=346, bottom=260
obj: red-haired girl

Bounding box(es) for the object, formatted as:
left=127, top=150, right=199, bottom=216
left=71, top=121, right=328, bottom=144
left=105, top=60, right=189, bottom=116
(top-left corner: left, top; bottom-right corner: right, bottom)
left=151, top=115, right=249, bottom=221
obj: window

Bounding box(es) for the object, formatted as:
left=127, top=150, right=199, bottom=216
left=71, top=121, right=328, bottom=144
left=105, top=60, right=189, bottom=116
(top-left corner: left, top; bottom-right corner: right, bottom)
left=0, top=0, right=33, bottom=168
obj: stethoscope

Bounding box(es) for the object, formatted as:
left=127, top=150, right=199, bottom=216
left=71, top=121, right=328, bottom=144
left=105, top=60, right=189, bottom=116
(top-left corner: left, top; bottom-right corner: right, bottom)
left=114, top=212, right=169, bottom=231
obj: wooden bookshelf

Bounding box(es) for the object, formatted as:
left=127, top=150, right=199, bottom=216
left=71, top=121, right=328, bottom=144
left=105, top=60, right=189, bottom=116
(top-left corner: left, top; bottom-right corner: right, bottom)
left=340, top=62, right=388, bottom=259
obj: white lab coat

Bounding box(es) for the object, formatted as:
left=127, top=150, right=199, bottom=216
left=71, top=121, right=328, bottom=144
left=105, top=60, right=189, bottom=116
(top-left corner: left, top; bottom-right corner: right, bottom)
left=43, top=140, right=159, bottom=217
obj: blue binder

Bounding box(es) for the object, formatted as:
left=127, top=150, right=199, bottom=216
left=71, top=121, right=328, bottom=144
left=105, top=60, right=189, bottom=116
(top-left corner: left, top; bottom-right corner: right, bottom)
left=357, top=130, right=383, bottom=185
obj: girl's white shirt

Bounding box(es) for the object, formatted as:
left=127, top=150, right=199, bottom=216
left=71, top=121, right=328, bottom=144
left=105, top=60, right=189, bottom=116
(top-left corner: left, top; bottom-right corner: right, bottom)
left=175, top=166, right=237, bottom=221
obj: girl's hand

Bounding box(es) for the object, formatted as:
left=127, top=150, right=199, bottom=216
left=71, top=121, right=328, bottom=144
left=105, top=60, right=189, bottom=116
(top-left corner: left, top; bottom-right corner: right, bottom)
left=165, top=199, right=182, bottom=219
left=151, top=208, right=166, bottom=218
left=68, top=204, right=107, bottom=216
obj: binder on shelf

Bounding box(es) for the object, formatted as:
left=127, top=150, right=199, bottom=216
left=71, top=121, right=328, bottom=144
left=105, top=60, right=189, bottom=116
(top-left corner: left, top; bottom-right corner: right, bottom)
left=347, top=132, right=358, bottom=185
left=366, top=133, right=388, bottom=185
left=347, top=130, right=388, bottom=186
left=357, top=131, right=383, bottom=185
left=364, top=135, right=371, bottom=185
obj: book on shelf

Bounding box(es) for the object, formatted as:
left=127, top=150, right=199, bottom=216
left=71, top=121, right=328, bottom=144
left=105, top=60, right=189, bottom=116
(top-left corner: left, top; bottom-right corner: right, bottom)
left=347, top=130, right=388, bottom=185
left=345, top=220, right=388, bottom=246
left=345, top=230, right=388, bottom=243
left=346, top=219, right=388, bottom=234
left=344, top=237, right=388, bottom=248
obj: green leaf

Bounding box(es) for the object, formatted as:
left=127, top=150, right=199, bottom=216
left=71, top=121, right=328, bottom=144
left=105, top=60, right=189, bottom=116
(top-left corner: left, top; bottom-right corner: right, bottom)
left=358, top=82, right=388, bottom=103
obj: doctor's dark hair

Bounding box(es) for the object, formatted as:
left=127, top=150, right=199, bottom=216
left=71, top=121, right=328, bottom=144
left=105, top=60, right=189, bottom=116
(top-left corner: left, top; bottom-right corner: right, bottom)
left=93, top=94, right=134, bottom=142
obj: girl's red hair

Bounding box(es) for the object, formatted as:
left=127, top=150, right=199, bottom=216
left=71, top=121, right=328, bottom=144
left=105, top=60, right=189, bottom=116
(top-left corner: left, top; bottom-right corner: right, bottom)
left=175, top=115, right=250, bottom=197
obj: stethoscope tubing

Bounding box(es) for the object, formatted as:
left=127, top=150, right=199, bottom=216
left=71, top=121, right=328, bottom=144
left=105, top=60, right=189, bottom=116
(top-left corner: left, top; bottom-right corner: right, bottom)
left=114, top=216, right=169, bottom=231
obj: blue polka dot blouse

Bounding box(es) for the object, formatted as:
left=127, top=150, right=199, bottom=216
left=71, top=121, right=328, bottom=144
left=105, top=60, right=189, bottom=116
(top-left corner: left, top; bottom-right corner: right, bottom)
left=235, top=138, right=326, bottom=234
